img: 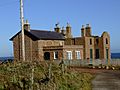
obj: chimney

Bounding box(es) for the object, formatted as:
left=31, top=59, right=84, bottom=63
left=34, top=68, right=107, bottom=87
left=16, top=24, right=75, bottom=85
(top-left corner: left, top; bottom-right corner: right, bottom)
left=54, top=22, right=61, bottom=33
left=85, top=24, right=91, bottom=37
left=81, top=25, right=86, bottom=37
left=24, top=20, right=30, bottom=31
left=61, top=27, right=66, bottom=35
left=66, top=23, right=72, bottom=38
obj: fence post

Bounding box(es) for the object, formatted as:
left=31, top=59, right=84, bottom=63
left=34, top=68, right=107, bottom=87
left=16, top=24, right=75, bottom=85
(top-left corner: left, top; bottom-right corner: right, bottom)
left=48, top=63, right=52, bottom=79
left=62, top=60, right=65, bottom=75
left=30, top=63, right=34, bottom=90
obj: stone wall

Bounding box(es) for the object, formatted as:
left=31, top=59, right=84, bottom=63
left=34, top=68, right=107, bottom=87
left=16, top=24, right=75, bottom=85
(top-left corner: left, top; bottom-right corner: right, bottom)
left=63, top=45, right=83, bottom=60
left=13, top=33, right=39, bottom=61
left=101, top=32, right=111, bottom=62
left=12, top=29, right=110, bottom=62
left=84, top=37, right=95, bottom=60
left=13, top=33, right=21, bottom=61
left=38, top=40, right=64, bottom=61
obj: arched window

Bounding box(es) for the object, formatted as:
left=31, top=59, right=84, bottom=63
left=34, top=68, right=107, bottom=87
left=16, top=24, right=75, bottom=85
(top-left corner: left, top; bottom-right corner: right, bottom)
left=90, top=39, right=92, bottom=45
left=106, top=38, right=108, bottom=44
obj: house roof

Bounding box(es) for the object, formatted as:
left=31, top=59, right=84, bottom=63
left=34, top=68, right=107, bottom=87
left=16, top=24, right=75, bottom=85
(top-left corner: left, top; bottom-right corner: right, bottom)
left=30, top=30, right=64, bottom=40
left=10, top=29, right=65, bottom=41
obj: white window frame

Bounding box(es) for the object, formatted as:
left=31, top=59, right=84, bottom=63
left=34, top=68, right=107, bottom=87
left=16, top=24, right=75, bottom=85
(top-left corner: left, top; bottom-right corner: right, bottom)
left=54, top=51, right=58, bottom=60
left=66, top=51, right=72, bottom=60
left=76, top=51, right=81, bottom=59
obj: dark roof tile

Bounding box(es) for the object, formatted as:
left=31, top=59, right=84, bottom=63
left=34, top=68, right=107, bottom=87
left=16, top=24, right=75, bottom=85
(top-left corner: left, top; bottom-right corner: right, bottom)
left=10, top=30, right=65, bottom=41
left=30, top=30, right=64, bottom=40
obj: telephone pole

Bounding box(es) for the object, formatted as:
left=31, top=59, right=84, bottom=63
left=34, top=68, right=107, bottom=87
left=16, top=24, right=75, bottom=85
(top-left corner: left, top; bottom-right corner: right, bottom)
left=20, top=0, right=25, bottom=61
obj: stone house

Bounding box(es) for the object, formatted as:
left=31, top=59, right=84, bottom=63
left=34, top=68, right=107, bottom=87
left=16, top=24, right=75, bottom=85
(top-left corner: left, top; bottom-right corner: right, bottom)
left=10, top=21, right=111, bottom=63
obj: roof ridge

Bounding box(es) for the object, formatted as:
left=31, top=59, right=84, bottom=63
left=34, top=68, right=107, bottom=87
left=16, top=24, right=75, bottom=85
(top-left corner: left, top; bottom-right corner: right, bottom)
left=30, top=29, right=55, bottom=32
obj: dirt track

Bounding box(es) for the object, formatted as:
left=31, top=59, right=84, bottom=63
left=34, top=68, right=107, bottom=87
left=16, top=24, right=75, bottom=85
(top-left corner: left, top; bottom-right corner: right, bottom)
left=92, top=70, right=120, bottom=90
left=70, top=67, right=120, bottom=90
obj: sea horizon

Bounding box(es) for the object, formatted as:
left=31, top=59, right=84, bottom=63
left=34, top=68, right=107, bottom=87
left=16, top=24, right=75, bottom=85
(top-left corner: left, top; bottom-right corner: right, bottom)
left=0, top=53, right=120, bottom=61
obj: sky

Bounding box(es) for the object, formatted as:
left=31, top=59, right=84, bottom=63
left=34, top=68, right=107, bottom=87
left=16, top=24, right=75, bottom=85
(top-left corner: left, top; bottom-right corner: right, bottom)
left=0, top=0, right=120, bottom=57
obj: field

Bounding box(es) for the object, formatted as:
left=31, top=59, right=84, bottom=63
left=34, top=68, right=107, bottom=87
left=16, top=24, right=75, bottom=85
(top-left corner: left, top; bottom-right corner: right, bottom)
left=0, top=61, right=93, bottom=90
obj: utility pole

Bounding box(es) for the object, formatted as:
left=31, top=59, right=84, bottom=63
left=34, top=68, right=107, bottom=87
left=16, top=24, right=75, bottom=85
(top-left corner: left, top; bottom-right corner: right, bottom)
left=20, top=0, right=25, bottom=61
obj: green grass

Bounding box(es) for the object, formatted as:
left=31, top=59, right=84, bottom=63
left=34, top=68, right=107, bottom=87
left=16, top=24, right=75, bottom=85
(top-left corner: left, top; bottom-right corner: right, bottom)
left=0, top=61, right=93, bottom=90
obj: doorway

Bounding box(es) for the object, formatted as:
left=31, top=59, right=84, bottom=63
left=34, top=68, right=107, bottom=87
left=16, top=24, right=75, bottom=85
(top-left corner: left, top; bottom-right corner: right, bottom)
left=44, top=52, right=50, bottom=60
left=95, top=49, right=100, bottom=59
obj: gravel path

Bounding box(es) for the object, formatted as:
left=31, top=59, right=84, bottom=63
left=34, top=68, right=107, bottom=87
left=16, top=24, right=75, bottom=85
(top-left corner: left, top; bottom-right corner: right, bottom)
left=92, top=70, right=120, bottom=90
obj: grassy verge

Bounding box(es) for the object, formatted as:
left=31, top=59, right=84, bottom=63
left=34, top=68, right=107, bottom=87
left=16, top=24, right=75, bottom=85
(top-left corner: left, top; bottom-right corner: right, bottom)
left=0, top=61, right=93, bottom=90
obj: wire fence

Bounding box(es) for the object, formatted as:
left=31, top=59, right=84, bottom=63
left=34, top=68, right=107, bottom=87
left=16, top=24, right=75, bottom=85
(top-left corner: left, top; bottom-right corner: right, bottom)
left=110, top=59, right=120, bottom=66
left=53, top=59, right=120, bottom=67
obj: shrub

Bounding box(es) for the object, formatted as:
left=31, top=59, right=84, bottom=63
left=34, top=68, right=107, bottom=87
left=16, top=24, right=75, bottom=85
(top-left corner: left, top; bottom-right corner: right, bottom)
left=0, top=61, right=93, bottom=90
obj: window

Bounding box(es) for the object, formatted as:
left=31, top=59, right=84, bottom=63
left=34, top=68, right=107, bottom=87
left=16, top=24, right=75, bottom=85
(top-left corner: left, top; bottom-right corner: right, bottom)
left=95, top=49, right=99, bottom=59
left=90, top=39, right=92, bottom=45
left=106, top=49, right=109, bottom=59
left=106, top=49, right=109, bottom=64
left=44, top=52, right=50, bottom=60
left=106, top=38, right=108, bottom=44
left=90, top=49, right=93, bottom=59
left=76, top=51, right=81, bottom=59
left=67, top=51, right=72, bottom=60
left=54, top=51, right=58, bottom=59
left=90, top=49, right=93, bottom=64
left=96, top=38, right=99, bottom=45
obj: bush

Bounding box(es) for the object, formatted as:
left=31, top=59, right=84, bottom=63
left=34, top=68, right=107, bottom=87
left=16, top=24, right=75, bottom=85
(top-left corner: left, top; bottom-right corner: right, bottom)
left=0, top=61, right=93, bottom=90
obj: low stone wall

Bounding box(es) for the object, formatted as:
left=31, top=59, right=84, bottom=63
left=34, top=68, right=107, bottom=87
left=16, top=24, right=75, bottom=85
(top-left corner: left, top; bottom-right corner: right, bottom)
left=53, top=59, right=120, bottom=67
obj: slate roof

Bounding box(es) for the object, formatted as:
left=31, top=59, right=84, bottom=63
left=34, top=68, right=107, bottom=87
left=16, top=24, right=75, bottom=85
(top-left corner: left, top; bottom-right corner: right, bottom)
left=30, top=30, right=64, bottom=40
left=10, top=30, right=65, bottom=41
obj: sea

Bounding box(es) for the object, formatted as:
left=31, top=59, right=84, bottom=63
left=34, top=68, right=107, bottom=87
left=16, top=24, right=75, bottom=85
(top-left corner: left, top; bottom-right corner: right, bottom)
left=0, top=53, right=120, bottom=61
left=111, top=53, right=120, bottom=59
left=0, top=57, right=14, bottom=61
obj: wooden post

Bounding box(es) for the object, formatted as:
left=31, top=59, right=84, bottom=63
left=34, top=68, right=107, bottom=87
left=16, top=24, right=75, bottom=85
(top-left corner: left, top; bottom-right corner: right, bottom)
left=30, top=63, right=34, bottom=90
left=48, top=63, right=52, bottom=79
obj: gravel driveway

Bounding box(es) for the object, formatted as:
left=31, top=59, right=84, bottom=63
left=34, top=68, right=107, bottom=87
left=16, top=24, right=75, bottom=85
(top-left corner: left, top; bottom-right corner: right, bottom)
left=92, top=70, right=120, bottom=90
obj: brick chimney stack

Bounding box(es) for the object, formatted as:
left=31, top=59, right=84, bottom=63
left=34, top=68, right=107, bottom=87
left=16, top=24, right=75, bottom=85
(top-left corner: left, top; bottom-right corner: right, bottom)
left=85, top=24, right=91, bottom=37
left=24, top=20, right=30, bottom=31
left=61, top=27, right=66, bottom=35
left=81, top=25, right=86, bottom=37
left=54, top=22, right=61, bottom=33
left=66, top=23, right=72, bottom=38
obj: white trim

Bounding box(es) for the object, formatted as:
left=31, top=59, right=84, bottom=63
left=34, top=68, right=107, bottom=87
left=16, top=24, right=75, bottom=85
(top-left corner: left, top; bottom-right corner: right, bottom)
left=54, top=52, right=56, bottom=59
left=66, top=51, right=72, bottom=60
left=54, top=51, right=58, bottom=59
left=75, top=51, right=81, bottom=59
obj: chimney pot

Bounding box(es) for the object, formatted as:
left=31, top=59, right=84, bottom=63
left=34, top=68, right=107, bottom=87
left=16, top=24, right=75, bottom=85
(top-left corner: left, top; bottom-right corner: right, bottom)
left=82, top=25, right=85, bottom=28
left=86, top=24, right=90, bottom=27
left=24, top=20, right=30, bottom=31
